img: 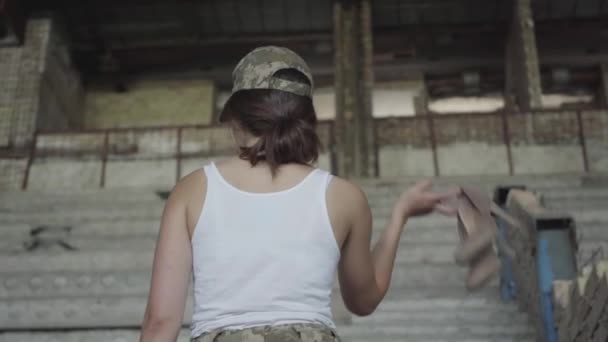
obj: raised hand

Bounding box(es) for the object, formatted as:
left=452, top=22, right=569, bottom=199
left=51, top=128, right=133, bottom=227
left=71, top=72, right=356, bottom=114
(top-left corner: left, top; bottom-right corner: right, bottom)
left=392, top=180, right=461, bottom=222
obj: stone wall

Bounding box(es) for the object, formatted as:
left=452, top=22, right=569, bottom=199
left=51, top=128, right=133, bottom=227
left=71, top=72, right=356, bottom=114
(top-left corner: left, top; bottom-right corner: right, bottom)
left=84, top=78, right=216, bottom=129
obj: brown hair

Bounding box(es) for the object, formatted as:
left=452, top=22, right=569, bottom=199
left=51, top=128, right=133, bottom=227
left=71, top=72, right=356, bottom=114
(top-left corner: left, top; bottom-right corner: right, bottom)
left=220, top=69, right=320, bottom=175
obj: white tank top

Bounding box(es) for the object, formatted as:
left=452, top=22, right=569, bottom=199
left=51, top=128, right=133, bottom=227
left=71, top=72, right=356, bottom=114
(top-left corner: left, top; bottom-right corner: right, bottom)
left=190, top=162, right=340, bottom=338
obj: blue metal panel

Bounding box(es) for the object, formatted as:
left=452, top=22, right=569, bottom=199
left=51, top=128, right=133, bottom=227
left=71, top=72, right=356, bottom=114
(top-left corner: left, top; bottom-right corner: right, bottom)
left=538, top=229, right=577, bottom=280
left=537, top=238, right=558, bottom=342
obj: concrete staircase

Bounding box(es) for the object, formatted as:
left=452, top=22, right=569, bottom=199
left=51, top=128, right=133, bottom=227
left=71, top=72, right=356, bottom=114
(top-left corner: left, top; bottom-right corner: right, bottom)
left=1, top=174, right=606, bottom=342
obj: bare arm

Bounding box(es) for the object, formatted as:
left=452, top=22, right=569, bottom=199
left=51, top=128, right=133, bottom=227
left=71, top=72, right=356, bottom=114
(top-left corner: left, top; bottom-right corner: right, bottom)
left=333, top=179, right=458, bottom=316
left=140, top=173, right=203, bottom=341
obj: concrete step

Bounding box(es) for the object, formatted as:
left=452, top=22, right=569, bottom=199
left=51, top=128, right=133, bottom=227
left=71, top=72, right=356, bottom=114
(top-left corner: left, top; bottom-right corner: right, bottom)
left=0, top=242, right=456, bottom=272
left=0, top=294, right=522, bottom=331
left=0, top=330, right=192, bottom=342
left=0, top=236, right=158, bottom=254
left=351, top=309, right=530, bottom=326
left=0, top=180, right=553, bottom=339
left=0, top=263, right=482, bottom=301
left=0, top=295, right=175, bottom=329
left=0, top=331, right=536, bottom=342
left=337, top=325, right=535, bottom=342
left=0, top=175, right=589, bottom=213
left=0, top=270, right=152, bottom=299
left=0, top=220, right=161, bottom=239
left=0, top=205, right=164, bottom=225
left=0, top=292, right=349, bottom=330
left=1, top=287, right=518, bottom=330
left=3, top=215, right=600, bottom=253
left=0, top=188, right=164, bottom=210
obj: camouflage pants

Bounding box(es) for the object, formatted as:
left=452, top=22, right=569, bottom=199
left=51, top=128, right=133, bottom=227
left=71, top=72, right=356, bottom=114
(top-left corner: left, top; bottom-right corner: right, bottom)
left=191, top=323, right=341, bottom=342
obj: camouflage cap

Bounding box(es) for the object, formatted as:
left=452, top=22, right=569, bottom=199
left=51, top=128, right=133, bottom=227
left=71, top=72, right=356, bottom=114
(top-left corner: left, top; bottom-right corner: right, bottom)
left=231, top=46, right=314, bottom=98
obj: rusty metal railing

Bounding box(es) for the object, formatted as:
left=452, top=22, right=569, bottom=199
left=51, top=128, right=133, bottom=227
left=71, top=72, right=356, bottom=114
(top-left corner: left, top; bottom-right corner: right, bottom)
left=13, top=108, right=607, bottom=189
left=21, top=120, right=336, bottom=190
left=373, top=109, right=604, bottom=176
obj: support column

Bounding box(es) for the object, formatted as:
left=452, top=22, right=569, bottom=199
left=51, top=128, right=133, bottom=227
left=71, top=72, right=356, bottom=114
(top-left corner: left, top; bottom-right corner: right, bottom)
left=333, top=0, right=376, bottom=178
left=505, top=0, right=542, bottom=112
left=599, top=62, right=608, bottom=108
left=412, top=73, right=429, bottom=115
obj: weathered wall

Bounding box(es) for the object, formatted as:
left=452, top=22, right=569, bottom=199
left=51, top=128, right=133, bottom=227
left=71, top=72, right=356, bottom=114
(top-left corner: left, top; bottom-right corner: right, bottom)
left=38, top=21, right=85, bottom=130
left=217, top=81, right=421, bottom=121
left=85, top=79, right=216, bottom=129
left=376, top=110, right=607, bottom=178
left=24, top=122, right=334, bottom=190
left=582, top=109, right=608, bottom=172
left=0, top=158, right=27, bottom=190
left=0, top=17, right=84, bottom=148
left=218, top=83, right=593, bottom=122
left=7, top=110, right=607, bottom=190
left=0, top=18, right=51, bottom=149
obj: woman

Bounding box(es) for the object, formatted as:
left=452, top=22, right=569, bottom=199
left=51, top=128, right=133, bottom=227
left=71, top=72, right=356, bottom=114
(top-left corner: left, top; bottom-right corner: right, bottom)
left=140, top=46, right=458, bottom=342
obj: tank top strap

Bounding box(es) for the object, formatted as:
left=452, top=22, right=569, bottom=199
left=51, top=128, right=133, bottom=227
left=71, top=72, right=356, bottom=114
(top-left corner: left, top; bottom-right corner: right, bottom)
left=316, top=169, right=332, bottom=194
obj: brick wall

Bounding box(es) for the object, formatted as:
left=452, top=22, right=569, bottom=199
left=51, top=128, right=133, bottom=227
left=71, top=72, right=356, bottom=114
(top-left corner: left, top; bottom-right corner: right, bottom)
left=0, top=18, right=50, bottom=149
left=0, top=17, right=84, bottom=150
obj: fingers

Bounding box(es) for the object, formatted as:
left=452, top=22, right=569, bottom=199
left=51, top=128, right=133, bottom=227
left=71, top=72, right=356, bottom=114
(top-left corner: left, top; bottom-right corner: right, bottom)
left=435, top=203, right=458, bottom=216
left=440, top=186, right=462, bottom=199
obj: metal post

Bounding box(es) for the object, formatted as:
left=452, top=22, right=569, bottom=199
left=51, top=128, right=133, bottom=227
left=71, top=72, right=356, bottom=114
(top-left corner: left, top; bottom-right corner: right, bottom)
left=21, top=132, right=38, bottom=190
left=536, top=238, right=558, bottom=342
left=329, top=121, right=338, bottom=175
left=576, top=110, right=590, bottom=173
left=372, top=118, right=379, bottom=177
left=426, top=114, right=439, bottom=176
left=176, top=127, right=183, bottom=183
left=99, top=131, right=109, bottom=188
left=501, top=110, right=514, bottom=175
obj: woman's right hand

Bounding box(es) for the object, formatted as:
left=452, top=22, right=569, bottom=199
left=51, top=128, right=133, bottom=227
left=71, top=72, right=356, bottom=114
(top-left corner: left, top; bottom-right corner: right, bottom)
left=392, top=180, right=460, bottom=223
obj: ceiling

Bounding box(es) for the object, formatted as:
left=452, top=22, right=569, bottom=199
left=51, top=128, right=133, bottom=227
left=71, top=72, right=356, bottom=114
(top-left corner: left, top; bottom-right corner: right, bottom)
left=12, top=0, right=608, bottom=89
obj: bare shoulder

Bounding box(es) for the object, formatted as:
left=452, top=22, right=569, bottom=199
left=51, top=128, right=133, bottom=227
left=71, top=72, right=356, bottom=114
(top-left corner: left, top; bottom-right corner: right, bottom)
left=168, top=168, right=207, bottom=235
left=326, top=175, right=371, bottom=237
left=327, top=176, right=369, bottom=210
left=171, top=169, right=207, bottom=202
